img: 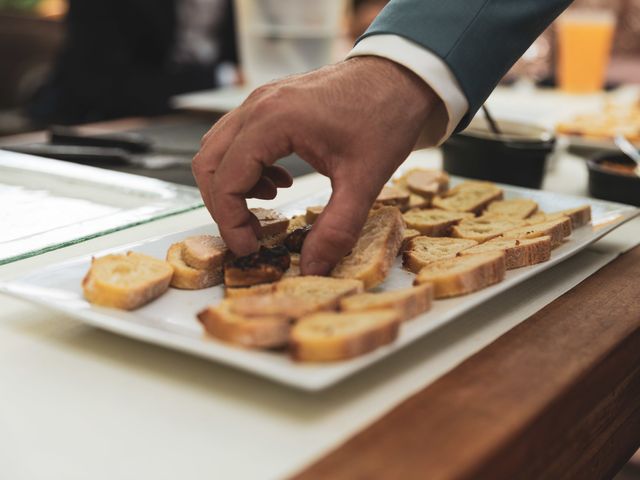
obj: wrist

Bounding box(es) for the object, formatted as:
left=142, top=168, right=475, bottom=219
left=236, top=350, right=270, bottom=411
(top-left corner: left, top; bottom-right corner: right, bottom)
left=345, top=55, right=438, bottom=123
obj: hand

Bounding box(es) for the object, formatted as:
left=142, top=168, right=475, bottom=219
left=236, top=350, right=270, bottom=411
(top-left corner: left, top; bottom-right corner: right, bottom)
left=193, top=56, right=438, bottom=275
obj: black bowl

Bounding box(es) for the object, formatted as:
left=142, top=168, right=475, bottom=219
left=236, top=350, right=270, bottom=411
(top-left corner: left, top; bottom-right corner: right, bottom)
left=442, top=120, right=556, bottom=189
left=588, top=153, right=640, bottom=206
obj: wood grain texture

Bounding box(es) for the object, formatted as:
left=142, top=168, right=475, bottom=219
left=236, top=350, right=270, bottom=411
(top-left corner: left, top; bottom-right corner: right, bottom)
left=293, top=246, right=640, bottom=480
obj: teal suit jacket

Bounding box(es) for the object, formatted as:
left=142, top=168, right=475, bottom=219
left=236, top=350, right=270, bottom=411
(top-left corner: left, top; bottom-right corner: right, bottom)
left=360, top=0, right=573, bottom=131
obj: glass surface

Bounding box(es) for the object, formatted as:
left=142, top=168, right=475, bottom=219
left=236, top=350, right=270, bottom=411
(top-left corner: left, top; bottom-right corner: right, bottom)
left=0, top=151, right=203, bottom=265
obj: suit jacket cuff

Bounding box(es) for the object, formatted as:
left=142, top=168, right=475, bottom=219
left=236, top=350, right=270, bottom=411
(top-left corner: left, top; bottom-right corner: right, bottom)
left=347, top=34, right=468, bottom=146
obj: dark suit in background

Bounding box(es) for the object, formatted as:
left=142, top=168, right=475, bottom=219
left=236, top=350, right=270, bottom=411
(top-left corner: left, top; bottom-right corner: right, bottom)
left=363, top=0, right=574, bottom=130
left=29, top=0, right=236, bottom=125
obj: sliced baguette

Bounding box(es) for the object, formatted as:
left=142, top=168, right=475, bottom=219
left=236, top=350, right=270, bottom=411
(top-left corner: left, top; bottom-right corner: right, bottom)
left=225, top=283, right=275, bottom=298
left=250, top=208, right=289, bottom=237
left=406, top=193, right=430, bottom=211
left=393, top=168, right=449, bottom=194
left=460, top=236, right=551, bottom=269
left=290, top=310, right=401, bottom=362
left=166, top=243, right=223, bottom=289
left=402, top=209, right=474, bottom=236
left=82, top=252, right=173, bottom=310
left=197, top=301, right=291, bottom=348
left=332, top=206, right=404, bottom=289
left=229, top=276, right=364, bottom=319
left=485, top=199, right=538, bottom=219
left=403, top=237, right=478, bottom=273
left=547, top=205, right=592, bottom=229
left=433, top=181, right=503, bottom=214
left=374, top=185, right=410, bottom=209
left=452, top=217, right=525, bottom=243
left=502, top=216, right=572, bottom=248
left=400, top=228, right=421, bottom=254
left=305, top=206, right=324, bottom=224
left=414, top=251, right=506, bottom=298
left=339, top=284, right=433, bottom=322
left=181, top=235, right=227, bottom=270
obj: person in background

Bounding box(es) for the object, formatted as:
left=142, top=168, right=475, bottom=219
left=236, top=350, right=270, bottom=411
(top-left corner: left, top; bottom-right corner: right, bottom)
left=28, top=0, right=236, bottom=125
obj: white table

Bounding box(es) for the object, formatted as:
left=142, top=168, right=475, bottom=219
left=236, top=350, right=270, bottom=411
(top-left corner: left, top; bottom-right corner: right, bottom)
left=1, top=148, right=638, bottom=480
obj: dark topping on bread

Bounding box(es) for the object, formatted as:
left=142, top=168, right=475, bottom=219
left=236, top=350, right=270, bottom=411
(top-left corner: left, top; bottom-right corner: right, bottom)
left=284, top=225, right=312, bottom=253
left=223, top=246, right=291, bottom=287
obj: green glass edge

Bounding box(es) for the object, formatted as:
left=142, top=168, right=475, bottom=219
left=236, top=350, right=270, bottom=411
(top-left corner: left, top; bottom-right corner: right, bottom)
left=0, top=202, right=205, bottom=266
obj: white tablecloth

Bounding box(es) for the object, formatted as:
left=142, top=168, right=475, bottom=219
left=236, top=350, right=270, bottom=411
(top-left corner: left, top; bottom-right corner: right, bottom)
left=1, top=149, right=638, bottom=480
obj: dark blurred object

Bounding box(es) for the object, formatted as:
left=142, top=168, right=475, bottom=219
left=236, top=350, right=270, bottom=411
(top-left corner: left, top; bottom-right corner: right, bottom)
left=28, top=0, right=237, bottom=126
left=349, top=0, right=387, bottom=40
left=0, top=13, right=63, bottom=110
left=588, top=153, right=640, bottom=206
left=442, top=120, right=556, bottom=189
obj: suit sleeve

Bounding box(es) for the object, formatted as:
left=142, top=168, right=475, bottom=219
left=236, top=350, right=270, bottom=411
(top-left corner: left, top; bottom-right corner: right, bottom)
left=358, top=0, right=573, bottom=131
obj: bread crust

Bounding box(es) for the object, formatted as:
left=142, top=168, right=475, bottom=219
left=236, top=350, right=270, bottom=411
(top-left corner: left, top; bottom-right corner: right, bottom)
left=289, top=310, right=401, bottom=362
left=460, top=236, right=551, bottom=270
left=374, top=185, right=410, bottom=209
left=414, top=251, right=506, bottom=298
left=82, top=252, right=173, bottom=310
left=503, top=217, right=572, bottom=248
left=305, top=206, right=324, bottom=224
left=332, top=206, right=405, bottom=289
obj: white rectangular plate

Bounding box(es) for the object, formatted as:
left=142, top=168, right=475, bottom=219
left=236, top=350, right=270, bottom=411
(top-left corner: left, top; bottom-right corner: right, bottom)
left=1, top=179, right=638, bottom=390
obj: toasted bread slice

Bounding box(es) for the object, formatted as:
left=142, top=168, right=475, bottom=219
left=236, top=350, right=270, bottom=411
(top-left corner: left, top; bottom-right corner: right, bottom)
left=485, top=199, right=538, bottom=219
left=547, top=205, right=592, bottom=229
left=197, top=301, right=290, bottom=348
left=433, top=181, right=503, bottom=214
left=250, top=208, right=289, bottom=238
left=402, top=237, right=478, bottom=273
left=526, top=211, right=548, bottom=224
left=82, top=252, right=173, bottom=310
left=414, top=251, right=506, bottom=298
left=393, top=168, right=449, bottom=194
left=305, top=206, right=324, bottom=224
left=332, top=206, right=404, bottom=289
left=229, top=276, right=364, bottom=319
left=290, top=310, right=401, bottom=362
left=503, top=217, right=572, bottom=248
left=452, top=217, right=525, bottom=243
left=460, top=236, right=551, bottom=269
left=166, top=243, right=223, bottom=289
left=224, top=246, right=291, bottom=287
left=283, top=225, right=311, bottom=253
left=287, top=214, right=308, bottom=233
left=402, top=209, right=474, bottom=236
left=406, top=193, right=431, bottom=211
left=374, top=185, right=410, bottom=209
left=339, top=284, right=433, bottom=322
left=400, top=228, right=421, bottom=254
left=181, top=235, right=227, bottom=270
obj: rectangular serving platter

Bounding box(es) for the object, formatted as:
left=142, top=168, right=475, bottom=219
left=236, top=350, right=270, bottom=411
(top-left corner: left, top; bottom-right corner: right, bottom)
left=1, top=177, right=638, bottom=390
left=0, top=151, right=203, bottom=265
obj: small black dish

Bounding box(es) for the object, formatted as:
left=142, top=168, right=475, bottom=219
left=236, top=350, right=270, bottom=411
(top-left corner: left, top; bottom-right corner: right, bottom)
left=442, top=120, right=556, bottom=189
left=587, top=153, right=640, bottom=206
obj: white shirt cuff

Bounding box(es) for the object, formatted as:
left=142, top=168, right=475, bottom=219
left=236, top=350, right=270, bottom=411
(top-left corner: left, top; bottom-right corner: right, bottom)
left=347, top=34, right=469, bottom=146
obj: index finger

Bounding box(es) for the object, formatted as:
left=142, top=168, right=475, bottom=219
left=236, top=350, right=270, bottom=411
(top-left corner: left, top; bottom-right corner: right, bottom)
left=210, top=125, right=293, bottom=256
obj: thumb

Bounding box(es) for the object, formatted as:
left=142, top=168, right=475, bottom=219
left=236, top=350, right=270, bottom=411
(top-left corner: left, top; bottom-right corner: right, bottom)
left=300, top=181, right=377, bottom=276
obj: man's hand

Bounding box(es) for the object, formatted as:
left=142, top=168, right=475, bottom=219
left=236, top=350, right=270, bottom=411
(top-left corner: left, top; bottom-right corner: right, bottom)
left=192, top=56, right=438, bottom=275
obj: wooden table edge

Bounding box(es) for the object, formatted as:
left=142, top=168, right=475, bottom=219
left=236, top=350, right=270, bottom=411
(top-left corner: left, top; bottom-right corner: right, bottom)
left=293, top=245, right=640, bottom=480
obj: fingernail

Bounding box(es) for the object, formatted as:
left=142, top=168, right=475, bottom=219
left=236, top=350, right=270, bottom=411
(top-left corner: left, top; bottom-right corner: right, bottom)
left=302, top=260, right=331, bottom=276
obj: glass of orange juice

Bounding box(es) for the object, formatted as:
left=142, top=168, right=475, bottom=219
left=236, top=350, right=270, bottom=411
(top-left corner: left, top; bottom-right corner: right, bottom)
left=556, top=9, right=616, bottom=94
